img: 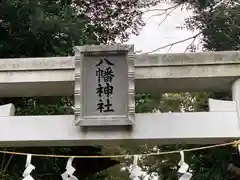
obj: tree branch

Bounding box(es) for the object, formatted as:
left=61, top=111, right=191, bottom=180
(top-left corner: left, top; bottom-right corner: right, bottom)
left=157, top=5, right=179, bottom=28
left=145, top=4, right=182, bottom=20
left=144, top=32, right=201, bottom=54
left=184, top=33, right=199, bottom=52
left=143, top=4, right=180, bottom=13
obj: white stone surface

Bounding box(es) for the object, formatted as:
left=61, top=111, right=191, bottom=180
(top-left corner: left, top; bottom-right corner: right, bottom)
left=0, top=112, right=239, bottom=147
left=232, top=79, right=240, bottom=127
left=0, top=51, right=239, bottom=97
left=0, top=51, right=238, bottom=146
left=0, top=103, right=15, bottom=116
left=208, top=98, right=236, bottom=112
left=74, top=45, right=135, bottom=126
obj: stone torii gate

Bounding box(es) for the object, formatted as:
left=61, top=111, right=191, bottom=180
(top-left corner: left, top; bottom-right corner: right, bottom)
left=0, top=44, right=239, bottom=148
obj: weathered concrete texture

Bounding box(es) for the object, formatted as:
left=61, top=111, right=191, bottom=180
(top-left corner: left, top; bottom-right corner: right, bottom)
left=0, top=112, right=239, bottom=147
left=0, top=51, right=239, bottom=97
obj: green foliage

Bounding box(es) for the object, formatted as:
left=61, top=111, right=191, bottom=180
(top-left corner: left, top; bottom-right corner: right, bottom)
left=185, top=1, right=240, bottom=51
left=100, top=1, right=240, bottom=179
left=0, top=0, right=161, bottom=179
left=0, top=0, right=160, bottom=58
left=132, top=1, right=240, bottom=179
left=125, top=91, right=236, bottom=180
left=1, top=0, right=238, bottom=179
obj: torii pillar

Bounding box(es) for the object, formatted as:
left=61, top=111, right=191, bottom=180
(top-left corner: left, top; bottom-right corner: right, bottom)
left=233, top=79, right=240, bottom=127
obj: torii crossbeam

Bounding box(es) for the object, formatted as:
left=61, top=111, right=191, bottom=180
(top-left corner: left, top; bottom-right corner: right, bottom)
left=0, top=46, right=239, bottom=146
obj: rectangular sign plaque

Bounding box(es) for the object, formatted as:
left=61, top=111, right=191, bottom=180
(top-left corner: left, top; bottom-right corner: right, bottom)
left=74, top=45, right=135, bottom=127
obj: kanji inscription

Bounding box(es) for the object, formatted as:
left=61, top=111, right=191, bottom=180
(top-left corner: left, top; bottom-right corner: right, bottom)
left=96, top=58, right=115, bottom=113
left=74, top=45, right=135, bottom=127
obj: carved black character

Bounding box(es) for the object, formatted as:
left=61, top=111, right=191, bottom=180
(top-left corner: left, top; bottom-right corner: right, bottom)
left=96, top=83, right=104, bottom=97
left=96, top=99, right=104, bottom=113
left=96, top=58, right=114, bottom=67
left=102, top=67, right=114, bottom=83
left=103, top=83, right=114, bottom=97
left=104, top=99, right=114, bottom=112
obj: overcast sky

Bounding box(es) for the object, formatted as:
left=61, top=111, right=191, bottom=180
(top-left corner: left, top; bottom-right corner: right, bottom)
left=127, top=3, right=199, bottom=54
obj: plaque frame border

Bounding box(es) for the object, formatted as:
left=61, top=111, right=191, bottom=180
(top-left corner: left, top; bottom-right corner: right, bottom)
left=74, top=44, right=135, bottom=127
